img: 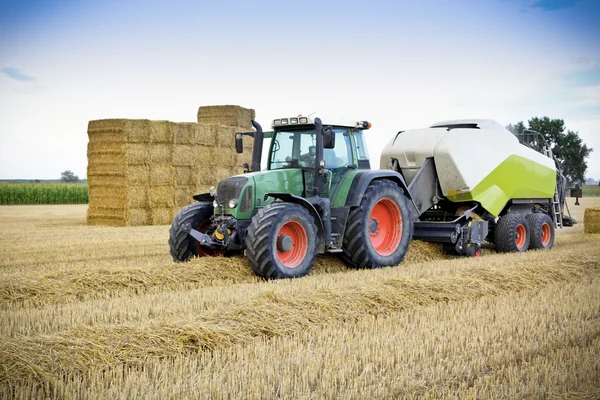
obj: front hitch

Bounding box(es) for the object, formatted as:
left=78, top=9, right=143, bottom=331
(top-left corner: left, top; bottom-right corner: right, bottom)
left=182, top=223, right=226, bottom=250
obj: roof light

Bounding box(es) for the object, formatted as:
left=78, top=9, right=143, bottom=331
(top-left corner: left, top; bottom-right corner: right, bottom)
left=274, top=119, right=281, bottom=126
left=281, top=118, right=289, bottom=125
left=357, top=121, right=372, bottom=129
left=290, top=117, right=298, bottom=124
left=299, top=117, right=308, bottom=123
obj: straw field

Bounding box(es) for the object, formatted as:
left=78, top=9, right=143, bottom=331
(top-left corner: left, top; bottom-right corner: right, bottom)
left=1, top=197, right=599, bottom=399
left=87, top=106, right=253, bottom=227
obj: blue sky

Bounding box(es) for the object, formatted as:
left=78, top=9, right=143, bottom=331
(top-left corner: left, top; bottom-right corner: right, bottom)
left=1, top=0, right=599, bottom=179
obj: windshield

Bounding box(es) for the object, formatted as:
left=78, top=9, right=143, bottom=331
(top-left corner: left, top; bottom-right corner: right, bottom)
left=269, top=129, right=317, bottom=170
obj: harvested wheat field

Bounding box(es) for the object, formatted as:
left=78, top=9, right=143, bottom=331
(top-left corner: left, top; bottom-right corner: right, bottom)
left=1, top=198, right=599, bottom=399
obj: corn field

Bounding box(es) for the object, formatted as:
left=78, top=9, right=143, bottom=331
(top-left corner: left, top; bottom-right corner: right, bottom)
left=0, top=183, right=88, bottom=205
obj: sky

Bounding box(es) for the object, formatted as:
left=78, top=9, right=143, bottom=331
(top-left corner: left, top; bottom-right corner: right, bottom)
left=0, top=0, right=599, bottom=180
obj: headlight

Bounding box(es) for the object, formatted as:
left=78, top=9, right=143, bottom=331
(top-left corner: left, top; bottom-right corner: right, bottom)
left=213, top=200, right=218, bottom=208
left=228, top=199, right=238, bottom=208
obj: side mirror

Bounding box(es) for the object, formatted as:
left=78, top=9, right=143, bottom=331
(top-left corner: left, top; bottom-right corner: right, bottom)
left=235, top=134, right=243, bottom=154
left=323, top=127, right=335, bottom=149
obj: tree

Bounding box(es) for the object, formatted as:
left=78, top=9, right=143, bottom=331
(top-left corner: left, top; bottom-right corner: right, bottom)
left=506, top=117, right=592, bottom=184
left=60, top=170, right=79, bottom=183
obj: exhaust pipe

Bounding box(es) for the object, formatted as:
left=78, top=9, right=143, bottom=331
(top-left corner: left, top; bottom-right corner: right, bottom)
left=251, top=120, right=264, bottom=172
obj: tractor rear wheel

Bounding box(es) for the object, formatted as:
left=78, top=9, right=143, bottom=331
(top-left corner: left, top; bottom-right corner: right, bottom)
left=245, top=203, right=318, bottom=279
left=169, top=202, right=220, bottom=262
left=341, top=180, right=413, bottom=268
left=494, top=213, right=530, bottom=253
left=526, top=213, right=555, bottom=250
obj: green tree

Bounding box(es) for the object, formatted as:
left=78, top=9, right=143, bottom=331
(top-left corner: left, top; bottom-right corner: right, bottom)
left=506, top=117, right=592, bottom=184
left=60, top=170, right=79, bottom=183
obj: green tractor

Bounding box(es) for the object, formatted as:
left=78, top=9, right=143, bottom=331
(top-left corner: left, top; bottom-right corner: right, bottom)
left=169, top=116, right=414, bottom=278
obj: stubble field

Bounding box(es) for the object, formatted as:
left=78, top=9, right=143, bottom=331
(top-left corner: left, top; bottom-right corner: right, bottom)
left=1, top=198, right=599, bottom=399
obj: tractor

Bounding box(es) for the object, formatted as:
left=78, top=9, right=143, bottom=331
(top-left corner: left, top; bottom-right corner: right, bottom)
left=169, top=116, right=415, bottom=278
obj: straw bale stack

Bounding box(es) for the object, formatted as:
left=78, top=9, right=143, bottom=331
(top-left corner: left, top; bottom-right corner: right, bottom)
left=87, top=106, right=254, bottom=226
left=583, top=207, right=600, bottom=234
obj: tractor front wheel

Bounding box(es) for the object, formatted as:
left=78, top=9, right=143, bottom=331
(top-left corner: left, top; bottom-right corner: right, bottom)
left=341, top=180, right=413, bottom=268
left=169, top=202, right=221, bottom=262
left=245, top=203, right=318, bottom=279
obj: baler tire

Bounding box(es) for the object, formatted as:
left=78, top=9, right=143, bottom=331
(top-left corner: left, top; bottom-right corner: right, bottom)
left=341, top=180, right=413, bottom=269
left=245, top=203, right=318, bottom=279
left=494, top=213, right=530, bottom=253
left=526, top=213, right=555, bottom=250
left=169, top=202, right=213, bottom=262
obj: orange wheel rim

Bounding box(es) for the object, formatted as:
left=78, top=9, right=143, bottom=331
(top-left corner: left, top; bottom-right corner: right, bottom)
left=277, top=220, right=308, bottom=268
left=515, top=223, right=526, bottom=249
left=368, top=198, right=403, bottom=256
left=541, top=222, right=551, bottom=246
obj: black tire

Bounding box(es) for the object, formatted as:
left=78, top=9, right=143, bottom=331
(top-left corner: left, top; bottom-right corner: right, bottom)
left=494, top=213, right=530, bottom=253
left=526, top=213, right=555, bottom=250
left=169, top=202, right=213, bottom=262
left=341, top=180, right=413, bottom=268
left=245, top=203, right=318, bottom=279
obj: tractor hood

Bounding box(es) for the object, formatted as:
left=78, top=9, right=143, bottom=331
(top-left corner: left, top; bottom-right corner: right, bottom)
left=214, top=169, right=306, bottom=219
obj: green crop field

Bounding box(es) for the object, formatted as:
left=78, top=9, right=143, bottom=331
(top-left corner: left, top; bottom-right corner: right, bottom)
left=0, top=183, right=88, bottom=205
left=582, top=185, right=600, bottom=197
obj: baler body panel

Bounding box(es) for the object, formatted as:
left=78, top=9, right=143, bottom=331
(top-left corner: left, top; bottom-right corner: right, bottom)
left=381, top=120, right=556, bottom=216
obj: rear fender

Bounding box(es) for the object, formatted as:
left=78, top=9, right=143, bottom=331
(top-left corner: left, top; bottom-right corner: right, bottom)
left=344, top=171, right=414, bottom=209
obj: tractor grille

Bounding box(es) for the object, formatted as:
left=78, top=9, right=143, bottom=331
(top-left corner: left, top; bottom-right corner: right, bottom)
left=217, top=177, right=248, bottom=205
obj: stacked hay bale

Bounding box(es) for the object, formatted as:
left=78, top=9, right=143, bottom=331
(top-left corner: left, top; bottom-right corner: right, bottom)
left=584, top=207, right=600, bottom=233
left=87, top=106, right=254, bottom=226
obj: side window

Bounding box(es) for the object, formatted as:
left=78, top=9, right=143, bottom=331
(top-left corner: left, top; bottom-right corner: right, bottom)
left=354, top=131, right=369, bottom=160
left=324, top=129, right=351, bottom=169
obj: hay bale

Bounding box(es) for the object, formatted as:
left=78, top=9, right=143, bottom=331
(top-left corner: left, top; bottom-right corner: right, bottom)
left=150, top=186, right=175, bottom=208
left=126, top=165, right=150, bottom=185
left=175, top=186, right=195, bottom=207
left=124, top=120, right=152, bottom=143
left=149, top=121, right=171, bottom=143
left=215, top=125, right=237, bottom=148
left=584, top=207, right=600, bottom=233
left=172, top=122, right=195, bottom=145
left=87, top=120, right=126, bottom=143
left=150, top=144, right=172, bottom=163
left=174, top=166, right=194, bottom=186
left=151, top=207, right=174, bottom=225
left=173, top=145, right=195, bottom=166
left=193, top=124, right=218, bottom=147
left=125, top=143, right=149, bottom=165
left=197, top=105, right=255, bottom=130
left=150, top=164, right=173, bottom=186
left=127, top=208, right=150, bottom=226
left=196, top=166, right=230, bottom=187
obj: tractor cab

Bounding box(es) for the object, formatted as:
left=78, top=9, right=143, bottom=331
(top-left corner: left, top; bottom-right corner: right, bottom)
left=262, top=117, right=372, bottom=198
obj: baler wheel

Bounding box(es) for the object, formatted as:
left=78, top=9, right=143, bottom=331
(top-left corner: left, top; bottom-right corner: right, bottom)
left=494, top=213, right=530, bottom=253
left=245, top=203, right=318, bottom=279
left=341, top=180, right=413, bottom=268
left=169, top=202, right=216, bottom=262
left=526, top=213, right=555, bottom=250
